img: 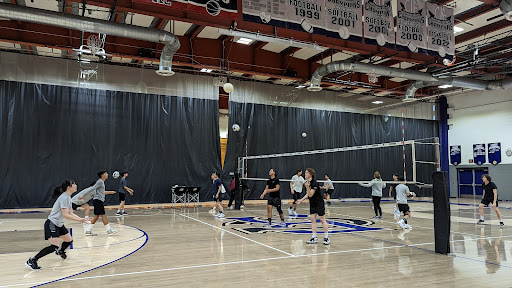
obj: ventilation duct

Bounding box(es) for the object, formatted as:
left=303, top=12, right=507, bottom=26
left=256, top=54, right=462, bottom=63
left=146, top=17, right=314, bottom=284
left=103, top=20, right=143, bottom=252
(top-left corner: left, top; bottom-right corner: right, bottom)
left=500, top=0, right=512, bottom=21
left=308, top=61, right=438, bottom=92
left=0, top=3, right=180, bottom=76
left=309, top=60, right=512, bottom=101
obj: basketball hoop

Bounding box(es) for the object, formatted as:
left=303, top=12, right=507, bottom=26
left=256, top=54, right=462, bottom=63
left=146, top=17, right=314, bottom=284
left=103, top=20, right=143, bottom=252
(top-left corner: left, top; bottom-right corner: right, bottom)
left=87, top=35, right=103, bottom=55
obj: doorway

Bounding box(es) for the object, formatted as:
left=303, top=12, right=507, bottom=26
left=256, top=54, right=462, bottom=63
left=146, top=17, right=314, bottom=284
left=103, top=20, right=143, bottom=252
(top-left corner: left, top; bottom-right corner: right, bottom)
left=457, top=167, right=488, bottom=198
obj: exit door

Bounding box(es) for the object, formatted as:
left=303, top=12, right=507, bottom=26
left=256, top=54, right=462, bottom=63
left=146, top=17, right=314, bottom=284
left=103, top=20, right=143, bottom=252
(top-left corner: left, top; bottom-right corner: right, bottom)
left=458, top=168, right=488, bottom=198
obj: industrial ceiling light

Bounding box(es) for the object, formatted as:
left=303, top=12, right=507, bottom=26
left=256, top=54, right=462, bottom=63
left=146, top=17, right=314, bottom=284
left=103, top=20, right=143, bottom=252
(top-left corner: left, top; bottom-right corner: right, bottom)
left=236, top=37, right=253, bottom=45
left=200, top=68, right=213, bottom=73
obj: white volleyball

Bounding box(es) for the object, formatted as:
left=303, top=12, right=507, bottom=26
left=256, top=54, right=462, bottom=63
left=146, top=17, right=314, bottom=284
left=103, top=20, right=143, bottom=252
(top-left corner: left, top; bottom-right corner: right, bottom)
left=223, top=83, right=234, bottom=93
left=113, top=171, right=120, bottom=179
left=302, top=132, right=307, bottom=138
left=232, top=124, right=240, bottom=132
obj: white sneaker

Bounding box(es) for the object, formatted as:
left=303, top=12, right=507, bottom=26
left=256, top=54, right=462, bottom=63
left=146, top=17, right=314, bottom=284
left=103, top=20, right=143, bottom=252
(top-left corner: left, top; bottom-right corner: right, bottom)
left=397, top=219, right=407, bottom=229
left=240, top=205, right=245, bottom=209
left=215, top=213, right=225, bottom=218
left=306, top=237, right=318, bottom=244
left=107, top=229, right=118, bottom=236
left=85, top=230, right=97, bottom=236
left=288, top=208, right=293, bottom=215
left=293, top=211, right=299, bottom=217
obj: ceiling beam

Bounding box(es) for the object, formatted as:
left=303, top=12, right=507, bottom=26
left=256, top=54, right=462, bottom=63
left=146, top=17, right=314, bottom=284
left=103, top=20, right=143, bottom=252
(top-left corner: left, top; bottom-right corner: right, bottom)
left=252, top=41, right=268, bottom=50
left=456, top=19, right=512, bottom=44
left=280, top=47, right=301, bottom=56
left=186, top=24, right=205, bottom=40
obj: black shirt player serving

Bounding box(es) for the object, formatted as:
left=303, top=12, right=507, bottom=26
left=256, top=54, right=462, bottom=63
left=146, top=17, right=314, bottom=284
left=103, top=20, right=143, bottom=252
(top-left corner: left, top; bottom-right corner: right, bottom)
left=260, top=169, right=286, bottom=228
left=297, top=168, right=330, bottom=245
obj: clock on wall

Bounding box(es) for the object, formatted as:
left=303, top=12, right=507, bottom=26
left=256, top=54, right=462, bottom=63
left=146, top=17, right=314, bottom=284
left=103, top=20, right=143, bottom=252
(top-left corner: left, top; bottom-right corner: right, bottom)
left=506, top=149, right=512, bottom=157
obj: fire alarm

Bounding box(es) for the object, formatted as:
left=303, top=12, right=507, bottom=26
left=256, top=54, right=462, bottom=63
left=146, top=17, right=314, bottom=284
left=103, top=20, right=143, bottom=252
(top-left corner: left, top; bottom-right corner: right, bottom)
left=469, top=159, right=474, bottom=163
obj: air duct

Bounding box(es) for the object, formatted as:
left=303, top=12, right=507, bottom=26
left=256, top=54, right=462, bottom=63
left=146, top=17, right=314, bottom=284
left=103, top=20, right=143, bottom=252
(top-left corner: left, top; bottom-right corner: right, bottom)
left=309, top=60, right=512, bottom=101
left=500, top=0, right=512, bottom=21
left=0, top=3, right=180, bottom=76
left=308, top=61, right=438, bottom=92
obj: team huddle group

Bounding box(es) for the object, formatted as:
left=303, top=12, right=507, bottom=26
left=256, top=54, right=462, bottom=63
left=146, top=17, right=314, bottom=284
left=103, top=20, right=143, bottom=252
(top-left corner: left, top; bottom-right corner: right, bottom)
left=211, top=168, right=417, bottom=245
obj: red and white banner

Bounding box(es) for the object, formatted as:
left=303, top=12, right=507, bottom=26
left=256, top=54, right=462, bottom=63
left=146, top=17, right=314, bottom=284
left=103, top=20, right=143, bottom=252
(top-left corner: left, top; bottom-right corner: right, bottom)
left=134, top=0, right=237, bottom=20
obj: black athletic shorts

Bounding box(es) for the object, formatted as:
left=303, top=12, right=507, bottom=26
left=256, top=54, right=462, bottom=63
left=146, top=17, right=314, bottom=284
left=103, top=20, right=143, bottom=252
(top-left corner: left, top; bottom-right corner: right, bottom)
left=310, top=205, right=325, bottom=217
left=481, top=199, right=498, bottom=207
left=398, top=204, right=410, bottom=214
left=215, top=193, right=224, bottom=202
left=72, top=203, right=79, bottom=211
left=119, top=193, right=126, bottom=202
left=324, top=189, right=334, bottom=195
left=267, top=196, right=281, bottom=207
left=93, top=199, right=106, bottom=215
left=293, top=191, right=302, bottom=203
left=44, top=219, right=69, bottom=240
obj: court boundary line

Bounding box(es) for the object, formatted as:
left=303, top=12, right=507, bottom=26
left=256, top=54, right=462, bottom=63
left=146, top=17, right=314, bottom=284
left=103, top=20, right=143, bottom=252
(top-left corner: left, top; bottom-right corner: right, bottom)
left=179, top=213, right=294, bottom=256
left=13, top=225, right=149, bottom=288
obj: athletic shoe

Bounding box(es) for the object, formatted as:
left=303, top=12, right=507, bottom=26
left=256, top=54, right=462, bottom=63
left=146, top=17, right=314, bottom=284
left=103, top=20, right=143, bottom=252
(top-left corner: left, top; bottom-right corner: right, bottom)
left=306, top=237, right=318, bottom=244
left=240, top=205, right=245, bottom=209
left=215, top=213, right=225, bottom=218
left=122, top=211, right=128, bottom=216
left=288, top=208, right=293, bottom=215
left=293, top=211, right=299, bottom=217
left=55, top=249, right=67, bottom=259
left=107, top=229, right=119, bottom=236
left=323, top=237, right=330, bottom=245
left=85, top=231, right=97, bottom=236
left=372, top=216, right=379, bottom=220
left=228, top=206, right=234, bottom=210
left=279, top=221, right=287, bottom=228
left=397, top=219, right=407, bottom=229
left=263, top=222, right=272, bottom=228
left=500, top=222, right=505, bottom=227
left=25, top=258, right=41, bottom=270
left=115, top=212, right=122, bottom=216
left=477, top=220, right=485, bottom=225
left=378, top=216, right=383, bottom=220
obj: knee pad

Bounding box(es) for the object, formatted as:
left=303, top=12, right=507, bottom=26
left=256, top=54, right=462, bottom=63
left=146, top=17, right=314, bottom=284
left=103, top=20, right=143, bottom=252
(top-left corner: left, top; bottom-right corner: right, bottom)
left=276, top=206, right=283, bottom=215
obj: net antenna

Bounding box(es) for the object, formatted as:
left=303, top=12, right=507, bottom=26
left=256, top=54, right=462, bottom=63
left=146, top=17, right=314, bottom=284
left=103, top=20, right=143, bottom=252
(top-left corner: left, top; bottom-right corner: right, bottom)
left=238, top=138, right=440, bottom=186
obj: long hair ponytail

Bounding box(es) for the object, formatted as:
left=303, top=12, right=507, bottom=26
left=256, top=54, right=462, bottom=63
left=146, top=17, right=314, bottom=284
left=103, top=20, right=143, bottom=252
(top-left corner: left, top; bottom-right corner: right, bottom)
left=52, top=179, right=75, bottom=199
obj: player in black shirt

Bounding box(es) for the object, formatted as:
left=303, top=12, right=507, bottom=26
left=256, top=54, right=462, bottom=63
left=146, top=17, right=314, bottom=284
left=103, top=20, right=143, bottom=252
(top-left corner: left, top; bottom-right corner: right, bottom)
left=297, top=168, right=330, bottom=245
left=260, top=169, right=286, bottom=228
left=477, top=174, right=504, bottom=226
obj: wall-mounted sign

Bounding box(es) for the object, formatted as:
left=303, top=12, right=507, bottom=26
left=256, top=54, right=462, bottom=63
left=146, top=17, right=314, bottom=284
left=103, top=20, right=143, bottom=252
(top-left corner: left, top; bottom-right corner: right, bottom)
left=450, top=145, right=461, bottom=166
left=488, top=142, right=501, bottom=165
left=473, top=144, right=486, bottom=166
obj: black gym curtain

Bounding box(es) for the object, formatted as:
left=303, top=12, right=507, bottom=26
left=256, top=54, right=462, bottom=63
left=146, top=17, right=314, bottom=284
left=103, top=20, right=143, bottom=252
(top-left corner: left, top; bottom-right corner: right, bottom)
left=0, top=80, right=221, bottom=208
left=223, top=101, right=438, bottom=200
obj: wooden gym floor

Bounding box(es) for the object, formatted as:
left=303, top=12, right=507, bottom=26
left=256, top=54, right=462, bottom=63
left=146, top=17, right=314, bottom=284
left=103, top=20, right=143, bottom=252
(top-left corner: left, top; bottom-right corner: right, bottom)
left=1, top=198, right=511, bottom=288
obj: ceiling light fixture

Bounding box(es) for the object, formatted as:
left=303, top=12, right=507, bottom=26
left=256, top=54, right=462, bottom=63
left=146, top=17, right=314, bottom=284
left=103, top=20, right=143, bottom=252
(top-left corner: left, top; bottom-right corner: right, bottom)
left=200, top=68, right=213, bottom=73
left=236, top=37, right=253, bottom=45
left=454, top=26, right=464, bottom=33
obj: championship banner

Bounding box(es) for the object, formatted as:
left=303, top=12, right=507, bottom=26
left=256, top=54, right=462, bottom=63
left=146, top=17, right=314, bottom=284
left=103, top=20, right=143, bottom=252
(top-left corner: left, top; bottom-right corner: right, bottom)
left=396, top=0, right=427, bottom=53
left=473, top=144, right=486, bottom=166
left=243, top=1, right=363, bottom=42
left=363, top=0, right=394, bottom=47
left=426, top=3, right=455, bottom=59
left=488, top=143, right=501, bottom=165
left=450, top=145, right=461, bottom=166
left=133, top=0, right=237, bottom=19
left=324, top=0, right=363, bottom=41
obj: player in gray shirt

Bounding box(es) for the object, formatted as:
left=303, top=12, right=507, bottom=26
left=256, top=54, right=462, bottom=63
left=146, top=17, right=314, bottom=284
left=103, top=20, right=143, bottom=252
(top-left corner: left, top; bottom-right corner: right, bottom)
left=116, top=171, right=134, bottom=216
left=395, top=177, right=416, bottom=229
left=85, top=171, right=117, bottom=236
left=359, top=171, right=386, bottom=219
left=25, top=180, right=88, bottom=270
left=71, top=183, right=97, bottom=220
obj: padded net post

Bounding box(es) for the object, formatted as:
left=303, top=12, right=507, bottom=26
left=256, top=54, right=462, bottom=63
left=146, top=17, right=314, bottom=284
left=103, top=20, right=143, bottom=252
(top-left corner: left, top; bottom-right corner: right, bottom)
left=433, top=171, right=450, bottom=255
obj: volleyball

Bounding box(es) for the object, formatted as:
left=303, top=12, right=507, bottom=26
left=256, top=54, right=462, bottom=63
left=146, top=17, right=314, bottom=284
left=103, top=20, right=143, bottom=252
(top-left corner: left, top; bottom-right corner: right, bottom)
left=113, top=171, right=120, bottom=179
left=223, top=83, right=234, bottom=93
left=302, top=132, right=307, bottom=138
left=232, top=124, right=240, bottom=132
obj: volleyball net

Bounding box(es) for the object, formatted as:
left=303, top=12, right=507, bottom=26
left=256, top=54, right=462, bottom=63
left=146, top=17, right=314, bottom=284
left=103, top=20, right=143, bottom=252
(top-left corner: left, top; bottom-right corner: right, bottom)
left=237, top=138, right=440, bottom=199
